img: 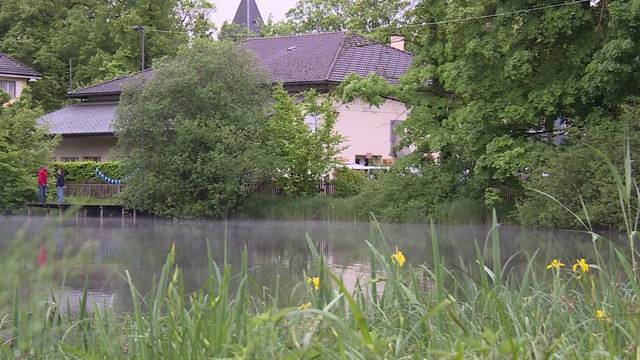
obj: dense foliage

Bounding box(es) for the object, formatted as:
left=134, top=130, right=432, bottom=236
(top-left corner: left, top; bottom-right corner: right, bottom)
left=52, top=161, right=124, bottom=184
left=0, top=0, right=213, bottom=111
left=2, top=0, right=638, bottom=227
left=115, top=40, right=271, bottom=218
left=0, top=91, right=56, bottom=211
left=264, top=86, right=343, bottom=196
left=331, top=168, right=369, bottom=198
left=263, top=0, right=412, bottom=40
left=332, top=0, right=640, bottom=227
left=518, top=103, right=640, bottom=228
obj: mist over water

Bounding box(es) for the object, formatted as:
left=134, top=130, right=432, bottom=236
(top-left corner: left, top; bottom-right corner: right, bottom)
left=0, top=216, right=602, bottom=310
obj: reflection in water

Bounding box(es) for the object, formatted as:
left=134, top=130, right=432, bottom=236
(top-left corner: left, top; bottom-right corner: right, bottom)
left=55, top=288, right=115, bottom=314
left=0, top=216, right=614, bottom=311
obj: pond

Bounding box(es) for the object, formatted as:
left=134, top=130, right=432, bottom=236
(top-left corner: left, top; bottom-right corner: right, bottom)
left=0, top=215, right=611, bottom=311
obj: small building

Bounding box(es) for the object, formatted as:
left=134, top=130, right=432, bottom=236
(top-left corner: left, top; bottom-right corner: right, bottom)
left=40, top=32, right=412, bottom=166
left=0, top=52, right=41, bottom=104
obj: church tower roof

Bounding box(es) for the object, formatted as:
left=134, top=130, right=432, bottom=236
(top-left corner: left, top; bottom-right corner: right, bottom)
left=232, top=0, right=263, bottom=33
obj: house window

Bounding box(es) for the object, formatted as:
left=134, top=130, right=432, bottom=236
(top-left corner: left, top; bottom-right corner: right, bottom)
left=83, top=156, right=102, bottom=162
left=355, top=154, right=382, bottom=167
left=0, top=80, right=17, bottom=99
left=60, top=157, right=80, bottom=162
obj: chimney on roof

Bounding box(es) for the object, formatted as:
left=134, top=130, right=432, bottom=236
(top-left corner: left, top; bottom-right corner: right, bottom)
left=389, top=34, right=405, bottom=51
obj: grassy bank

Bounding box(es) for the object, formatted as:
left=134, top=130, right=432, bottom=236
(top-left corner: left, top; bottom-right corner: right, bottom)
left=236, top=194, right=488, bottom=224
left=1, top=212, right=638, bottom=358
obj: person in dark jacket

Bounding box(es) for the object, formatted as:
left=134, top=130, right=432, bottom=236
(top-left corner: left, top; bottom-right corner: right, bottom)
left=55, top=169, right=65, bottom=205
left=37, top=166, right=48, bottom=204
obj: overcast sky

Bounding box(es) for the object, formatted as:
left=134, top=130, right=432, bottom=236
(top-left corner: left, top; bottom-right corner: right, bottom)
left=210, top=0, right=299, bottom=27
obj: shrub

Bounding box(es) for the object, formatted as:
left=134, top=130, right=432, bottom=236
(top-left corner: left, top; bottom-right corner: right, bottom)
left=517, top=112, right=640, bottom=229
left=332, top=168, right=368, bottom=198
left=52, top=161, right=124, bottom=184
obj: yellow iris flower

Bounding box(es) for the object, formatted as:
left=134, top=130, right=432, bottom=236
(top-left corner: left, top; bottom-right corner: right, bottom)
left=572, top=258, right=590, bottom=273
left=307, top=276, right=320, bottom=290
left=391, top=248, right=406, bottom=267
left=546, top=259, right=565, bottom=270
left=595, top=309, right=608, bottom=321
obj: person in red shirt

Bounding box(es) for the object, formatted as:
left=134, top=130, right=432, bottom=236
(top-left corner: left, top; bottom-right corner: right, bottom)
left=37, top=166, right=48, bottom=204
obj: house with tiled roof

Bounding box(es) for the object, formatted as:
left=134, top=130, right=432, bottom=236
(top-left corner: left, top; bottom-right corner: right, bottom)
left=40, top=31, right=412, bottom=165
left=0, top=52, right=41, bottom=105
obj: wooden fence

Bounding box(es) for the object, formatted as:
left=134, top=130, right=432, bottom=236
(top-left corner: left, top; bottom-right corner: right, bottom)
left=65, top=184, right=125, bottom=199
left=251, top=182, right=336, bottom=197
left=64, top=181, right=336, bottom=199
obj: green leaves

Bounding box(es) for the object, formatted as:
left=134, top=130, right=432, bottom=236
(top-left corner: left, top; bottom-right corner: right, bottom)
left=0, top=0, right=210, bottom=111
left=0, top=97, right=56, bottom=211
left=338, top=73, right=398, bottom=107
left=115, top=40, right=271, bottom=218
left=266, top=0, right=412, bottom=39
left=263, top=85, right=343, bottom=196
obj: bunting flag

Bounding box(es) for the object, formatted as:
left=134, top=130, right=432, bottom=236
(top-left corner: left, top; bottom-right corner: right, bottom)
left=95, top=168, right=127, bottom=185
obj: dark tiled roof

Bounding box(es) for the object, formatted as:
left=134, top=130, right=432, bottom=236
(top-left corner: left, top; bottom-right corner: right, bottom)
left=68, top=32, right=412, bottom=98
left=242, top=32, right=345, bottom=84
left=68, top=70, right=153, bottom=98
left=233, top=0, right=263, bottom=33
left=329, top=34, right=412, bottom=84
left=39, top=102, right=117, bottom=135
left=0, top=52, right=41, bottom=78
left=243, top=32, right=412, bottom=84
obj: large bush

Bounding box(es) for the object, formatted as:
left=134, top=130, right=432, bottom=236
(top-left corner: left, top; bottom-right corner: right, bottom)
left=115, top=40, right=271, bottom=218
left=342, top=156, right=461, bottom=223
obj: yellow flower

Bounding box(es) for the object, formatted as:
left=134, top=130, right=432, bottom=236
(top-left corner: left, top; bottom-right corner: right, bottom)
left=298, top=302, right=312, bottom=310
left=307, top=276, right=320, bottom=290
left=546, top=259, right=565, bottom=270
left=391, top=248, right=406, bottom=267
left=595, top=309, right=608, bottom=321
left=572, top=258, right=590, bottom=273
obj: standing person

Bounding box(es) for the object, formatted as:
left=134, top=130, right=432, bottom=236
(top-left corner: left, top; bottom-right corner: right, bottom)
left=55, top=168, right=65, bottom=205
left=37, top=166, right=48, bottom=204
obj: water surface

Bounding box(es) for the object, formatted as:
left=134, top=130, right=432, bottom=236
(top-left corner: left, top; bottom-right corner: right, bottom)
left=0, top=216, right=606, bottom=311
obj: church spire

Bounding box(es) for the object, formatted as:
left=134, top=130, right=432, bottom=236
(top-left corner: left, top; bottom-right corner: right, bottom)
left=232, top=0, right=264, bottom=33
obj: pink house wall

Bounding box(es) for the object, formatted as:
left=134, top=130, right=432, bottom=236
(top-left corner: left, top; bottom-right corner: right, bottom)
left=333, top=98, right=408, bottom=165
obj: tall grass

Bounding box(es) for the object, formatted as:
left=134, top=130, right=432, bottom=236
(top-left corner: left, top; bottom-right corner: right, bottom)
left=0, top=215, right=638, bottom=358
left=1, top=148, right=638, bottom=358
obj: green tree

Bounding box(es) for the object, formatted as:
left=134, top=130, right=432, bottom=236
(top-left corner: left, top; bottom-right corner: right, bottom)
left=0, top=90, right=57, bottom=211
left=339, top=0, right=640, bottom=224
left=260, top=16, right=299, bottom=37
left=263, top=0, right=412, bottom=40
left=218, top=22, right=257, bottom=42
left=115, top=40, right=271, bottom=218
left=264, top=86, right=343, bottom=195
left=0, top=0, right=213, bottom=111
left=517, top=101, right=640, bottom=229
left=285, top=0, right=350, bottom=33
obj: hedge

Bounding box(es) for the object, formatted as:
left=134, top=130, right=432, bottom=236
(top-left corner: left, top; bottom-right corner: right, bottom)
left=51, top=161, right=124, bottom=184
